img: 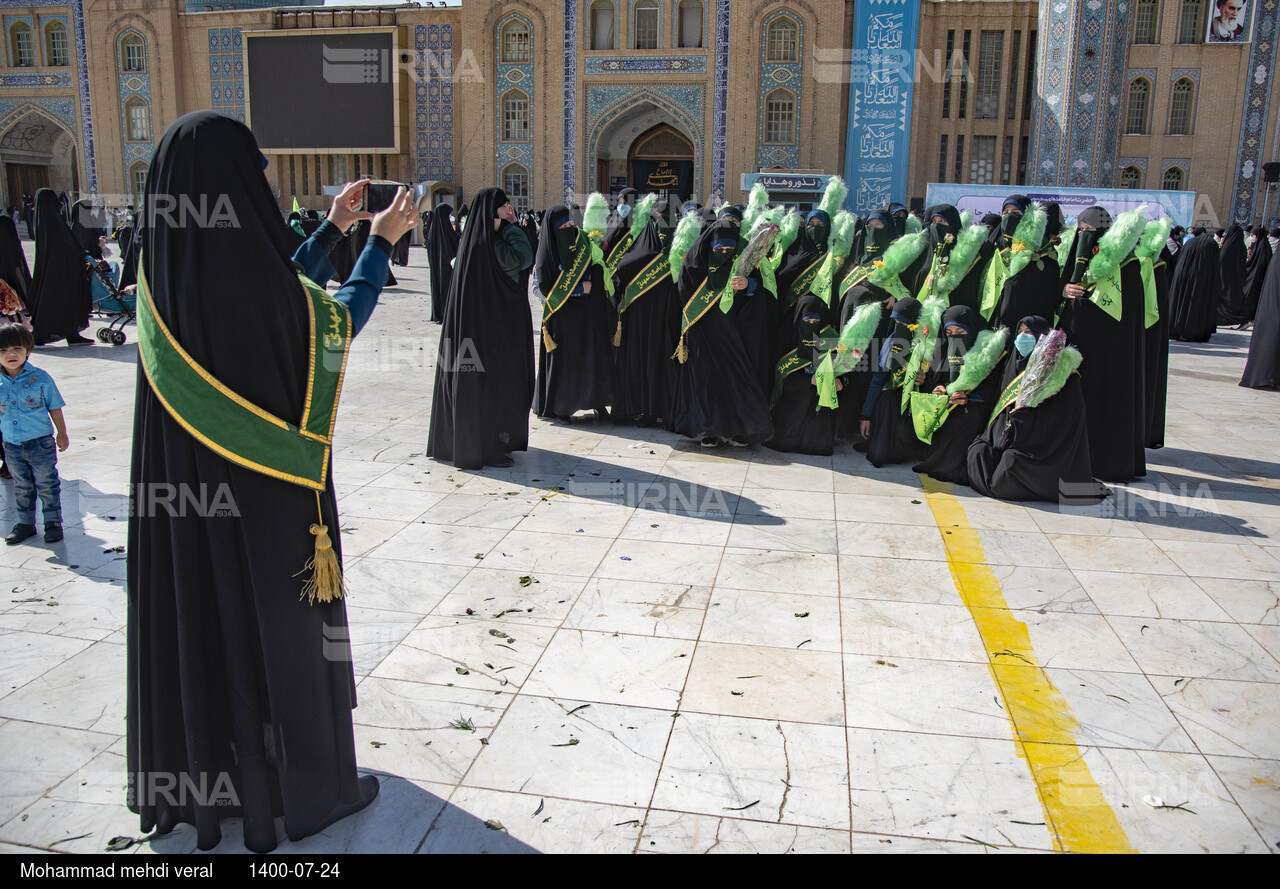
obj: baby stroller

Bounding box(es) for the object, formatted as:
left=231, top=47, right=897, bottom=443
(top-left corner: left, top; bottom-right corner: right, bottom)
left=87, top=255, right=133, bottom=345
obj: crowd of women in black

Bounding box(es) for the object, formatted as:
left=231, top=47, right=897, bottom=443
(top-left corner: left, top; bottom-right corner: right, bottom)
left=424, top=180, right=1253, bottom=503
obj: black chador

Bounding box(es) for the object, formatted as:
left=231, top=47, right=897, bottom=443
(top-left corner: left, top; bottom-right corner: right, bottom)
left=1241, top=251, right=1280, bottom=389
left=128, top=112, right=396, bottom=854
left=424, top=202, right=459, bottom=323
left=1144, top=251, right=1172, bottom=449
left=1242, top=229, right=1273, bottom=324
left=28, top=188, right=90, bottom=345
left=765, top=293, right=841, bottom=455
left=0, top=214, right=33, bottom=304
left=533, top=205, right=620, bottom=420
left=1167, top=233, right=1220, bottom=342
left=667, top=218, right=773, bottom=445
left=612, top=202, right=678, bottom=425
left=1217, top=225, right=1249, bottom=325
left=1058, top=207, right=1147, bottom=482
left=428, top=188, right=536, bottom=467
left=968, top=320, right=1102, bottom=503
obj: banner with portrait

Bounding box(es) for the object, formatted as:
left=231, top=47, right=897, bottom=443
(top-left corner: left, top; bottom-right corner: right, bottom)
left=1207, top=0, right=1255, bottom=44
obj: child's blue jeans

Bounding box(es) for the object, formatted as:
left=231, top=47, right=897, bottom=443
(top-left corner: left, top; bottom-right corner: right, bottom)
left=3, top=436, right=62, bottom=525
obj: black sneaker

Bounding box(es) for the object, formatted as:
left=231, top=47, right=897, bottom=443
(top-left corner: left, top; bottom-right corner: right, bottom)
left=43, top=522, right=63, bottom=543
left=5, top=523, right=36, bottom=545
left=701, top=437, right=720, bottom=449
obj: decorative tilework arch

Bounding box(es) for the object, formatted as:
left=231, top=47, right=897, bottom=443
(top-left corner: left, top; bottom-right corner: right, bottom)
left=585, top=86, right=705, bottom=195
left=0, top=0, right=95, bottom=193
left=415, top=23, right=455, bottom=185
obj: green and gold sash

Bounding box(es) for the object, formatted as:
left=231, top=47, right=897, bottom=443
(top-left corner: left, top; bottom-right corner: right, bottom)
left=838, top=263, right=873, bottom=302
left=770, top=325, right=836, bottom=406
left=136, top=261, right=354, bottom=604
left=987, top=371, right=1025, bottom=428
left=136, top=267, right=351, bottom=493
left=981, top=247, right=1009, bottom=322
left=671, top=277, right=715, bottom=363
left=540, top=229, right=594, bottom=351
left=784, top=255, right=824, bottom=309
left=614, top=252, right=670, bottom=347
left=605, top=230, right=636, bottom=278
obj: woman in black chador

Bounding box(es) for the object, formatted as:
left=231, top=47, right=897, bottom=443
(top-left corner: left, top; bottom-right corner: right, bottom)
left=28, top=188, right=92, bottom=345
left=667, top=218, right=773, bottom=447
left=1167, top=232, right=1220, bottom=342
left=1217, top=224, right=1249, bottom=326
left=128, top=112, right=417, bottom=853
left=533, top=204, right=620, bottom=422
left=424, top=202, right=459, bottom=323
left=428, top=187, right=535, bottom=468
left=613, top=198, right=678, bottom=426
left=1241, top=251, right=1280, bottom=389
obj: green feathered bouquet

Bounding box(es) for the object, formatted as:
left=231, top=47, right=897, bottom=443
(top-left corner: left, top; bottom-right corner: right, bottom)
left=628, top=193, right=657, bottom=243
left=741, top=183, right=771, bottom=231
left=912, top=327, right=1008, bottom=445
left=1015, top=329, right=1083, bottom=410
left=817, top=176, right=848, bottom=219
left=1135, top=215, right=1172, bottom=263
left=900, top=295, right=948, bottom=413
left=1006, top=202, right=1049, bottom=279
left=905, top=214, right=922, bottom=235
left=814, top=299, right=885, bottom=410
left=1082, top=205, right=1147, bottom=289
left=768, top=210, right=804, bottom=269
left=667, top=209, right=703, bottom=282
left=930, top=224, right=988, bottom=299
left=809, top=210, right=859, bottom=306
left=582, top=192, right=614, bottom=296
left=867, top=230, right=928, bottom=304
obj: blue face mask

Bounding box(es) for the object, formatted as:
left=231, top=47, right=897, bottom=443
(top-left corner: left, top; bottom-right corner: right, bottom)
left=617, top=203, right=631, bottom=219
left=1015, top=332, right=1037, bottom=356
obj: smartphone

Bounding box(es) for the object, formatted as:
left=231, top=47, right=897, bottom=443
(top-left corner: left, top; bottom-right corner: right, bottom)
left=361, top=180, right=410, bottom=214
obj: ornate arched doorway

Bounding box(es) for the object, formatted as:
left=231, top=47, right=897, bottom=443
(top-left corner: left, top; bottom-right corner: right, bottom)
left=627, top=123, right=694, bottom=198
left=0, top=109, right=78, bottom=208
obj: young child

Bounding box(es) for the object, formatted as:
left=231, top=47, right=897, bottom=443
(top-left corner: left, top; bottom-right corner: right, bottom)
left=0, top=323, right=69, bottom=543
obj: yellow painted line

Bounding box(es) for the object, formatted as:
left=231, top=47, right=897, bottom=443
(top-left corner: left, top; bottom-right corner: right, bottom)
left=920, top=476, right=1136, bottom=854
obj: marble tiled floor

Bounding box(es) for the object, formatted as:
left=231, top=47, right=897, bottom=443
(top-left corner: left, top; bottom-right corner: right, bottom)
left=1, top=245, right=1277, bottom=854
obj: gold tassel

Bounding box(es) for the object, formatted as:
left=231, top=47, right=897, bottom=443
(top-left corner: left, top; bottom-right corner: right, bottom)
left=299, top=493, right=345, bottom=604
left=542, top=323, right=557, bottom=352
left=612, top=314, right=622, bottom=348
left=672, top=333, right=688, bottom=364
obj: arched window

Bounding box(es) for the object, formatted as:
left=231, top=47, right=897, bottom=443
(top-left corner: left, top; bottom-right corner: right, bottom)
left=501, top=89, right=529, bottom=142
left=130, top=162, right=149, bottom=207
left=1163, top=166, right=1186, bottom=190
left=1134, top=0, right=1160, bottom=44
left=125, top=97, right=151, bottom=142
left=634, top=0, right=658, bottom=50
left=1121, top=165, right=1143, bottom=189
left=589, top=1, right=615, bottom=51
left=765, top=16, right=798, bottom=63
left=677, top=0, right=704, bottom=49
left=1169, top=77, right=1195, bottom=135
left=502, top=164, right=530, bottom=211
left=1126, top=79, right=1151, bottom=134
left=1178, top=0, right=1204, bottom=44
left=120, top=34, right=145, bottom=72
left=10, top=23, right=34, bottom=67
left=764, top=89, right=795, bottom=144
left=501, top=19, right=530, bottom=63
left=44, top=21, right=68, bottom=67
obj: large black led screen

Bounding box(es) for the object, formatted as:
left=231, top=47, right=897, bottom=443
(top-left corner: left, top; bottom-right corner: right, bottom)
left=247, top=32, right=396, bottom=150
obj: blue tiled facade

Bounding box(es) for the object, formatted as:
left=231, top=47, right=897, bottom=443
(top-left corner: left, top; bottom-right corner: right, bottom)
left=207, top=28, right=245, bottom=122
left=494, top=14, right=533, bottom=196
left=1230, top=0, right=1279, bottom=223
left=584, top=56, right=706, bottom=74
left=757, top=9, right=801, bottom=172
left=710, top=0, right=728, bottom=202
left=1032, top=1, right=1131, bottom=189
left=0, top=0, right=94, bottom=194
left=117, top=29, right=152, bottom=187
left=563, top=0, right=577, bottom=200
left=415, top=23, right=455, bottom=185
